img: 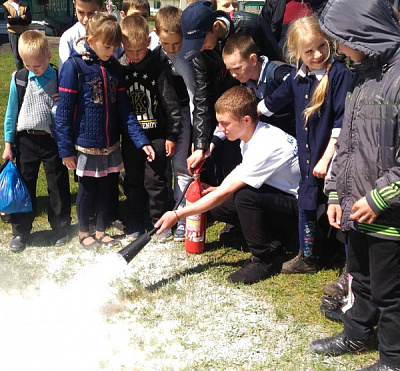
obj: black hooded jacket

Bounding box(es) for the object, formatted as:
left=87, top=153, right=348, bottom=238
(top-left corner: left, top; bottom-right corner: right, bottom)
left=320, top=0, right=400, bottom=239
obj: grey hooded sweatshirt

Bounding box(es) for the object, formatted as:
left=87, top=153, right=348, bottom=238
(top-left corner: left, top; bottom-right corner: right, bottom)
left=320, top=0, right=400, bottom=239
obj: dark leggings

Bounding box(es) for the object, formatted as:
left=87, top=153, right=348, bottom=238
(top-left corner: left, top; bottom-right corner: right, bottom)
left=76, top=175, right=110, bottom=233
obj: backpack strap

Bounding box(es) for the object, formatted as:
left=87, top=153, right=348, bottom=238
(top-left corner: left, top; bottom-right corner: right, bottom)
left=263, top=61, right=281, bottom=96
left=50, top=63, right=59, bottom=87
left=15, top=64, right=59, bottom=112
left=15, top=68, right=29, bottom=111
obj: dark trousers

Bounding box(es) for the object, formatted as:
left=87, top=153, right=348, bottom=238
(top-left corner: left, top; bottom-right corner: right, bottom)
left=209, top=184, right=298, bottom=260
left=8, top=32, right=23, bottom=70
left=344, top=230, right=400, bottom=367
left=12, top=131, right=71, bottom=237
left=76, top=175, right=110, bottom=233
left=122, top=135, right=171, bottom=228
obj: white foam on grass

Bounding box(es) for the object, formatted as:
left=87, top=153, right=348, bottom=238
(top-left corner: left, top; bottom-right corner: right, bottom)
left=0, top=254, right=138, bottom=371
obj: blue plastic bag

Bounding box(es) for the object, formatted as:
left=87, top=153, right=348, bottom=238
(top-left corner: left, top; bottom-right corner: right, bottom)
left=0, top=160, right=32, bottom=213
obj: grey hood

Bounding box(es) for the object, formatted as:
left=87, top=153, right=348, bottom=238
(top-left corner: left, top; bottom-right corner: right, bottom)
left=319, top=0, right=400, bottom=64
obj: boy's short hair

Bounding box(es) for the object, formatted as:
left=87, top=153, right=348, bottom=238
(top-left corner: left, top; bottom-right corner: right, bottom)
left=121, top=0, right=150, bottom=16
left=18, top=30, right=50, bottom=58
left=74, top=0, right=104, bottom=10
left=215, top=86, right=258, bottom=123
left=155, top=6, right=182, bottom=34
left=222, top=33, right=258, bottom=60
left=120, top=14, right=149, bottom=45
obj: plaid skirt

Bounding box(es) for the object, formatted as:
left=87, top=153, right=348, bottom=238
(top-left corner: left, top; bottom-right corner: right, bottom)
left=76, top=147, right=124, bottom=178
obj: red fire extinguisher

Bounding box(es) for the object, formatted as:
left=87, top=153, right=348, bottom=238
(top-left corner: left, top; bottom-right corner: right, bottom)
left=185, top=172, right=206, bottom=254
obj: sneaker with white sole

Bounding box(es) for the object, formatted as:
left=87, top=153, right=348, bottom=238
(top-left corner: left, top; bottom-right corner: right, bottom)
left=125, top=226, right=144, bottom=242
left=157, top=229, right=173, bottom=243
left=174, top=219, right=185, bottom=242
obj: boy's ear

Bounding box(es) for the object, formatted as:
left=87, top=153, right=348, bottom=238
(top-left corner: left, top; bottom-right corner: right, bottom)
left=48, top=52, right=52, bottom=61
left=243, top=114, right=252, bottom=125
left=249, top=53, right=258, bottom=66
left=146, top=36, right=151, bottom=47
left=87, top=36, right=93, bottom=45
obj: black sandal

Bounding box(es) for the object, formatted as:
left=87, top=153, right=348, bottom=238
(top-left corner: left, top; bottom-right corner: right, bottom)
left=95, top=232, right=121, bottom=247
left=79, top=233, right=100, bottom=250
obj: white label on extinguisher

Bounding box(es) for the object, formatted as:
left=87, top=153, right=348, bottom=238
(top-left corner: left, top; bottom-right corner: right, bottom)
left=186, top=215, right=204, bottom=241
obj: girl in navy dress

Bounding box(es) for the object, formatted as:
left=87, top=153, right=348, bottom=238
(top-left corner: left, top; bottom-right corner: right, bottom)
left=56, top=13, right=155, bottom=249
left=258, top=15, right=353, bottom=273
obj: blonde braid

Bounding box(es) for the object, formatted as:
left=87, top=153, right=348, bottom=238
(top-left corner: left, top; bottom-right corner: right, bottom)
left=303, top=60, right=332, bottom=124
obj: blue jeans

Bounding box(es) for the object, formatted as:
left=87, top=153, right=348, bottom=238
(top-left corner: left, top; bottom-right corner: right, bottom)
left=171, top=105, right=192, bottom=208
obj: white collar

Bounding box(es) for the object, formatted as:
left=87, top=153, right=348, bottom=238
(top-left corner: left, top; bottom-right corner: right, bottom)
left=294, top=58, right=333, bottom=81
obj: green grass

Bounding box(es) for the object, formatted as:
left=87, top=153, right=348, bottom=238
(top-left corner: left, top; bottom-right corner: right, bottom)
left=0, top=50, right=379, bottom=370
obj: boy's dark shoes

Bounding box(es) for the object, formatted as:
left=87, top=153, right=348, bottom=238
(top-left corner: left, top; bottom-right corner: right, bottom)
left=319, top=304, right=344, bottom=324
left=125, top=226, right=145, bottom=242
left=173, top=219, right=186, bottom=242
left=1, top=213, right=11, bottom=223
left=219, top=223, right=247, bottom=248
left=323, top=263, right=348, bottom=297
left=54, top=227, right=69, bottom=247
left=79, top=233, right=100, bottom=250
left=321, top=296, right=346, bottom=310
left=9, top=235, right=27, bottom=253
left=110, top=219, right=125, bottom=232
left=95, top=232, right=121, bottom=247
left=309, top=331, right=378, bottom=356
left=227, top=255, right=281, bottom=284
left=281, top=250, right=317, bottom=274
left=356, top=361, right=400, bottom=370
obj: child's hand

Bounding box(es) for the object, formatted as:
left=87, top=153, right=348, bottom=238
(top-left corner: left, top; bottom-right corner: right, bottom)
left=327, top=204, right=341, bottom=229
left=2, top=144, right=14, bottom=162
left=51, top=93, right=59, bottom=102
left=165, top=140, right=176, bottom=157
left=187, top=149, right=206, bottom=175
left=143, top=145, right=155, bottom=162
left=313, top=159, right=329, bottom=178
left=350, top=196, right=378, bottom=224
left=62, top=156, right=77, bottom=170
left=201, top=184, right=217, bottom=196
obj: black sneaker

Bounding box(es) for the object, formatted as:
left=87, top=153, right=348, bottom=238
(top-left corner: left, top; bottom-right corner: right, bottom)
left=321, top=296, right=346, bottom=310
left=320, top=304, right=344, bottom=324
left=309, top=331, right=377, bottom=356
left=219, top=223, right=246, bottom=247
left=54, top=227, right=68, bottom=247
left=356, top=360, right=400, bottom=370
left=227, top=255, right=281, bottom=284
left=281, top=250, right=317, bottom=274
left=9, top=235, right=28, bottom=253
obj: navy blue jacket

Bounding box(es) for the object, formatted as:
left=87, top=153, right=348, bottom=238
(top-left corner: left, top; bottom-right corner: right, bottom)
left=263, top=60, right=353, bottom=209
left=56, top=44, right=150, bottom=159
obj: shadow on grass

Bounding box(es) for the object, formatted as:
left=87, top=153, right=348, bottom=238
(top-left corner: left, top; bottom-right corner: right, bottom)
left=145, top=256, right=248, bottom=293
